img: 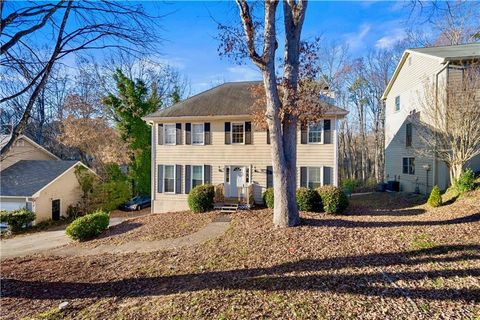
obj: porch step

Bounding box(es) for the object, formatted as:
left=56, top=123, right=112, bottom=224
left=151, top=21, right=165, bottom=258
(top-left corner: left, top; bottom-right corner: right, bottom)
left=220, top=203, right=239, bottom=213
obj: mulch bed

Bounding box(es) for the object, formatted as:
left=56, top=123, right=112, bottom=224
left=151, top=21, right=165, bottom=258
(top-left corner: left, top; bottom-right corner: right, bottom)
left=1, top=192, right=479, bottom=319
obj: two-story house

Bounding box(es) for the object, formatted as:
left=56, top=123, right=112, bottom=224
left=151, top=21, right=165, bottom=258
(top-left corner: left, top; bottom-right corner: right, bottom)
left=382, top=44, right=480, bottom=194
left=144, top=81, right=348, bottom=213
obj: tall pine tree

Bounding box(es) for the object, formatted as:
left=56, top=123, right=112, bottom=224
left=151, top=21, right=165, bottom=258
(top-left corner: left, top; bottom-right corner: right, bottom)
left=103, top=70, right=159, bottom=195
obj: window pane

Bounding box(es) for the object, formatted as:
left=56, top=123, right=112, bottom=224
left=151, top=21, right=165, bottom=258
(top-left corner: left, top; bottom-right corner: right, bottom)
left=164, top=125, right=176, bottom=144
left=192, top=165, right=203, bottom=188
left=164, top=165, right=175, bottom=192
left=409, top=158, right=415, bottom=175
left=308, top=123, right=322, bottom=143
left=308, top=167, right=321, bottom=189
left=192, top=124, right=204, bottom=144
left=232, top=123, right=244, bottom=144
left=395, top=96, right=400, bottom=111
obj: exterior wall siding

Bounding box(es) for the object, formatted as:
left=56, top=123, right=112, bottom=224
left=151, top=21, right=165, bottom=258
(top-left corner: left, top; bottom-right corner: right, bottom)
left=33, top=166, right=82, bottom=223
left=0, top=137, right=57, bottom=170
left=152, top=117, right=337, bottom=213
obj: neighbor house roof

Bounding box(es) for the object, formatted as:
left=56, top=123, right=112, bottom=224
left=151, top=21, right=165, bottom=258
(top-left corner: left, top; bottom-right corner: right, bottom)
left=0, top=134, right=59, bottom=160
left=382, top=43, right=480, bottom=100
left=144, top=81, right=348, bottom=120
left=0, top=160, right=80, bottom=197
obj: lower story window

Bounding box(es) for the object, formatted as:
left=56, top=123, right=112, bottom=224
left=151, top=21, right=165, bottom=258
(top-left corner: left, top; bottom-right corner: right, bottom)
left=402, top=157, right=415, bottom=175
left=192, top=165, right=203, bottom=188
left=308, top=167, right=322, bottom=189
left=164, top=165, right=175, bottom=193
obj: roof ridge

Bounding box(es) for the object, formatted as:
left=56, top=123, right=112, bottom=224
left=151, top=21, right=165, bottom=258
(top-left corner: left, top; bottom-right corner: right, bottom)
left=408, top=43, right=479, bottom=50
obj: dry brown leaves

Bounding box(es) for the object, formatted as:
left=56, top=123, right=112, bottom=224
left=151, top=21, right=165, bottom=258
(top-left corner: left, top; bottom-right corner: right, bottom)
left=1, top=192, right=479, bottom=319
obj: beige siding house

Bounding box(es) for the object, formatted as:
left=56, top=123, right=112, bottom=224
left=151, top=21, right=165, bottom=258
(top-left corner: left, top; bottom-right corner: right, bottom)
left=144, top=81, right=348, bottom=213
left=383, top=44, right=480, bottom=193
left=0, top=135, right=92, bottom=223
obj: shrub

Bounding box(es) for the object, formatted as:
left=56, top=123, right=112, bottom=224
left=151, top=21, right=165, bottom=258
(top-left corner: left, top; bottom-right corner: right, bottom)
left=316, top=186, right=349, bottom=214
left=455, top=169, right=475, bottom=194
left=65, top=210, right=109, bottom=241
left=92, top=180, right=131, bottom=212
left=296, top=187, right=322, bottom=212
left=262, top=188, right=274, bottom=209
left=427, top=185, right=443, bottom=208
left=187, top=184, right=215, bottom=213
left=341, top=178, right=358, bottom=194
left=0, top=208, right=35, bottom=232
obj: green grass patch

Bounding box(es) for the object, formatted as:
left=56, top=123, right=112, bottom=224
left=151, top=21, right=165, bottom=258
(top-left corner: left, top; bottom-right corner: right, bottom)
left=411, top=234, right=436, bottom=250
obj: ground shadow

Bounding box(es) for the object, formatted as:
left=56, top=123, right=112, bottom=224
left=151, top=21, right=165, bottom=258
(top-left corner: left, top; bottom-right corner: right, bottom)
left=88, top=222, right=143, bottom=241
left=2, top=244, right=479, bottom=302
left=346, top=192, right=428, bottom=217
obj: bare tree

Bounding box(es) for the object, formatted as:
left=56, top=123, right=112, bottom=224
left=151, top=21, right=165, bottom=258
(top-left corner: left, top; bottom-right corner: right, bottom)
left=0, top=1, right=160, bottom=156
left=412, top=63, right=480, bottom=182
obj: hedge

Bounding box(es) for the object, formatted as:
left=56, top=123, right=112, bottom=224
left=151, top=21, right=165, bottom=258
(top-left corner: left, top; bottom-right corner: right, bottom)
left=188, top=184, right=215, bottom=213
left=0, top=208, right=35, bottom=232
left=317, top=185, right=349, bottom=214
left=65, top=210, right=109, bottom=241
left=262, top=188, right=274, bottom=208
left=296, top=187, right=322, bottom=212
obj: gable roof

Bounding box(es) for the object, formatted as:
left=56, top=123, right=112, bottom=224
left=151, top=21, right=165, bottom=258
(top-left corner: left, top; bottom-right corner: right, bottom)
left=382, top=43, right=480, bottom=100
left=0, top=134, right=59, bottom=160
left=144, top=81, right=348, bottom=120
left=0, top=160, right=80, bottom=197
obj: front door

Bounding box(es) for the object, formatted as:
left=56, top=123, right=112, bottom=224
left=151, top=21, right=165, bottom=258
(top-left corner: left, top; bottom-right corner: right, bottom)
left=230, top=166, right=245, bottom=198
left=52, top=199, right=60, bottom=221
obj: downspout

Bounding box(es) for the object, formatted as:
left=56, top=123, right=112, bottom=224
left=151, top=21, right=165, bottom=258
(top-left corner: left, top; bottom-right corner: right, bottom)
left=334, top=115, right=339, bottom=187
left=149, top=121, right=155, bottom=209
left=433, top=61, right=450, bottom=189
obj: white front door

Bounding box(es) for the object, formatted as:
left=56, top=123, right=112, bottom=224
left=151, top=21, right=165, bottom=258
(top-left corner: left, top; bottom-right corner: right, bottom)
left=230, top=166, right=245, bottom=198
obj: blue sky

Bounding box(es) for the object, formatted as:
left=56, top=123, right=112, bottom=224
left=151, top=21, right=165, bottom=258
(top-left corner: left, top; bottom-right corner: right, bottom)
left=151, top=1, right=410, bottom=94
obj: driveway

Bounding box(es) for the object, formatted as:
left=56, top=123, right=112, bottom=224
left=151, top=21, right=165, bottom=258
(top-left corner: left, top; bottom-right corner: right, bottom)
left=1, top=216, right=129, bottom=259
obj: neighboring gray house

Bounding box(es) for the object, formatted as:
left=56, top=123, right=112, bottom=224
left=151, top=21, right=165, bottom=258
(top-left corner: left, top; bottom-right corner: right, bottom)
left=382, top=43, right=480, bottom=193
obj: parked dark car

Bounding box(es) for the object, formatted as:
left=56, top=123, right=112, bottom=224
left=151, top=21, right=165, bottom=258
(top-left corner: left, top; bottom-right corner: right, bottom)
left=122, top=195, right=151, bottom=211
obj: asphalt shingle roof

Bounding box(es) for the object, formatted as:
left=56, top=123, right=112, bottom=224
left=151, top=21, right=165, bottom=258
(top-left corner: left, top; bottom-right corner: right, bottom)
left=0, top=160, right=78, bottom=197
left=145, top=81, right=347, bottom=119
left=409, top=43, right=480, bottom=61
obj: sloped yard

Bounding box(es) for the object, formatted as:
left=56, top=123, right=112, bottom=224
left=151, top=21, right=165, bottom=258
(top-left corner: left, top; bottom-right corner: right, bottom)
left=1, top=192, right=479, bottom=319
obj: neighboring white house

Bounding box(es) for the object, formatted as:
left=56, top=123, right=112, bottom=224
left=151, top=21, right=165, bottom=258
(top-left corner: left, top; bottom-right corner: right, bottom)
left=0, top=135, right=92, bottom=223
left=144, top=81, right=348, bottom=213
left=382, top=43, right=480, bottom=193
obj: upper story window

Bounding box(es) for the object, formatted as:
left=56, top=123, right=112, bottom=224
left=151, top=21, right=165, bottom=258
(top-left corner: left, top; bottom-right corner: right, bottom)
left=395, top=96, right=400, bottom=111
left=406, top=123, right=412, bottom=147
left=232, top=123, right=244, bottom=144
left=192, top=124, right=204, bottom=145
left=164, top=165, right=175, bottom=193
left=308, top=122, right=323, bottom=143
left=164, top=124, right=176, bottom=145
left=192, top=165, right=203, bottom=188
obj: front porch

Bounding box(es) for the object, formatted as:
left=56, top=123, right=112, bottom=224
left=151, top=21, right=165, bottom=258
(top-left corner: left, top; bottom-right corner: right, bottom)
left=213, top=183, right=255, bottom=212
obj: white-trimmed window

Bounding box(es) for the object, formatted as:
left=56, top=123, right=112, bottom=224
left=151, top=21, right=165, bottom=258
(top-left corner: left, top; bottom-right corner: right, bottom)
left=307, top=167, right=322, bottom=189
left=395, top=96, right=400, bottom=111
left=308, top=122, right=323, bottom=144
left=192, top=165, right=203, bottom=188
left=164, top=124, right=176, bottom=145
left=164, top=165, right=175, bottom=193
left=192, top=124, right=204, bottom=145
left=232, top=122, right=244, bottom=144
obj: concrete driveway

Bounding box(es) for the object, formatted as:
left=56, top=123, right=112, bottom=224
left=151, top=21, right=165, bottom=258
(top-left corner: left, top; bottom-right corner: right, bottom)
left=0, top=217, right=126, bottom=259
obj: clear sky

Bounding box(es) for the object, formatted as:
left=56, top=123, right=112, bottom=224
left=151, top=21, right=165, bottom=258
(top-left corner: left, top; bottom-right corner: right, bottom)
left=151, top=1, right=410, bottom=94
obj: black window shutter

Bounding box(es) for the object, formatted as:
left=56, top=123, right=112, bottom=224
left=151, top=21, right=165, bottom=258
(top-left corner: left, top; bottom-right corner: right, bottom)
left=157, top=165, right=163, bottom=193
left=185, top=123, right=191, bottom=145
left=225, top=122, right=231, bottom=144
left=266, top=166, right=273, bottom=188
left=323, top=167, right=332, bottom=185
left=175, top=165, right=182, bottom=194
left=301, top=124, right=307, bottom=144
left=204, top=123, right=211, bottom=145
left=266, top=128, right=270, bottom=144
left=323, top=120, right=331, bottom=144
left=245, top=121, right=252, bottom=144
left=300, top=167, right=307, bottom=187
left=158, top=124, right=163, bottom=145
left=204, top=165, right=211, bottom=184
left=185, top=165, right=191, bottom=193
left=176, top=123, right=182, bottom=145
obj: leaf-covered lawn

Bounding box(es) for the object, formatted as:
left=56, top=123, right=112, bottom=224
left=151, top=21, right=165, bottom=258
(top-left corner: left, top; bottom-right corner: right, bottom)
left=1, top=192, right=479, bottom=319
